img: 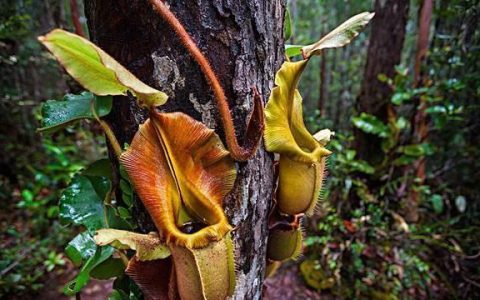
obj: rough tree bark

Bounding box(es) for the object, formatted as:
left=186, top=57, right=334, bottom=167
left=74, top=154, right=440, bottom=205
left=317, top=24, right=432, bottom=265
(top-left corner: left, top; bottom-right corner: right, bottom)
left=354, top=0, right=409, bottom=165
left=84, top=0, right=284, bottom=298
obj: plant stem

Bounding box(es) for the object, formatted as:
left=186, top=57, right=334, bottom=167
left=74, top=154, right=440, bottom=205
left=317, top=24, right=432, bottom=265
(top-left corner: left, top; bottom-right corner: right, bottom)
left=149, top=0, right=263, bottom=161
left=99, top=120, right=123, bottom=158
left=90, top=100, right=123, bottom=158
left=118, top=251, right=130, bottom=267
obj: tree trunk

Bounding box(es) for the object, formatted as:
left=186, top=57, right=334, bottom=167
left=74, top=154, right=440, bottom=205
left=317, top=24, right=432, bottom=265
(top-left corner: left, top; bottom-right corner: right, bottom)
left=407, top=0, right=433, bottom=223
left=354, top=0, right=409, bottom=165
left=289, top=0, right=297, bottom=45
left=317, top=15, right=328, bottom=116
left=318, top=53, right=327, bottom=115
left=84, top=0, right=284, bottom=298
left=413, top=0, right=433, bottom=87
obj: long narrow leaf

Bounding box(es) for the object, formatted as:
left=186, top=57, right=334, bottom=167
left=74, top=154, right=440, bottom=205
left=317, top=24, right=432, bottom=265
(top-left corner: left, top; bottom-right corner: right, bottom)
left=302, top=12, right=374, bottom=57
left=38, top=29, right=168, bottom=107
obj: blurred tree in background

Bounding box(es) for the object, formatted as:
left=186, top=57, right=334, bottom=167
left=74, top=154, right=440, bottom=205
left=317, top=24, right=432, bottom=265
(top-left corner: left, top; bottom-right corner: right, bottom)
left=290, top=0, right=480, bottom=299
left=1, top=0, right=479, bottom=299
left=0, top=0, right=106, bottom=297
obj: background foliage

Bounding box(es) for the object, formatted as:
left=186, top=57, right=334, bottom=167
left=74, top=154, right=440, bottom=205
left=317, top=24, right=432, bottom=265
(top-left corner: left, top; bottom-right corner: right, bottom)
left=292, top=0, right=480, bottom=298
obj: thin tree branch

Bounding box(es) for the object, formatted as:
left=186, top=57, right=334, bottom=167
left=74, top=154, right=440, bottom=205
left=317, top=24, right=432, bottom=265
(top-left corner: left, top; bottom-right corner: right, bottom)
left=69, top=0, right=85, bottom=37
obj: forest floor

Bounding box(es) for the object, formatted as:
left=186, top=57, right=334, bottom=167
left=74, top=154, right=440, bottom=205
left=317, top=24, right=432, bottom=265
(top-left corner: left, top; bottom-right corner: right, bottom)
left=264, top=264, right=329, bottom=300
left=31, top=261, right=325, bottom=300
left=36, top=265, right=113, bottom=300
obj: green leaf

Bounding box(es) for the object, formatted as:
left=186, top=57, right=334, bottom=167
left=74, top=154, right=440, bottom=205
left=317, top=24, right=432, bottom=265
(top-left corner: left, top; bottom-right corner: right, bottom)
left=90, top=257, right=125, bottom=280
left=38, top=92, right=112, bottom=133
left=117, top=207, right=131, bottom=219
left=430, top=194, right=444, bottom=214
left=38, top=29, right=168, bottom=108
left=402, top=145, right=424, bottom=157
left=300, top=259, right=335, bottom=290
left=395, top=117, right=408, bottom=130
left=284, top=8, right=292, bottom=40
left=400, top=143, right=434, bottom=157
left=88, top=175, right=111, bottom=202
left=120, top=179, right=132, bottom=197
left=59, top=175, right=106, bottom=231
left=119, top=166, right=133, bottom=208
left=393, top=155, right=417, bottom=166
left=94, top=229, right=171, bottom=261
left=285, top=44, right=304, bottom=57
left=302, top=12, right=374, bottom=58
left=82, top=159, right=113, bottom=179
left=108, top=289, right=129, bottom=300
left=353, top=179, right=375, bottom=203
left=64, top=246, right=114, bottom=295
left=21, top=189, right=34, bottom=201
left=65, top=232, right=97, bottom=267
left=59, top=175, right=131, bottom=231
left=391, top=92, right=411, bottom=105
left=112, top=276, right=142, bottom=300
left=64, top=231, right=116, bottom=295
left=349, top=160, right=375, bottom=175
left=121, top=189, right=133, bottom=208
left=426, top=105, right=447, bottom=114
left=105, top=206, right=133, bottom=230
left=345, top=149, right=357, bottom=161
left=395, top=65, right=409, bottom=76
left=377, top=73, right=389, bottom=83
left=351, top=113, right=390, bottom=138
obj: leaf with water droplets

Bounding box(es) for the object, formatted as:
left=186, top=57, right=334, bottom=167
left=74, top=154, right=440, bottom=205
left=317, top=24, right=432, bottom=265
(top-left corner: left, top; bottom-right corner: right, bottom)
left=38, top=92, right=112, bottom=133
left=59, top=175, right=131, bottom=231
left=63, top=245, right=114, bottom=295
